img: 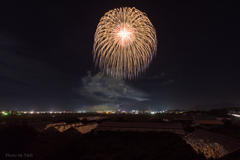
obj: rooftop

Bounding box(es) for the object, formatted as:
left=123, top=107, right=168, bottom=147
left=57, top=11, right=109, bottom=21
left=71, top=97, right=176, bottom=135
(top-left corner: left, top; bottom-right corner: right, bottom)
left=98, top=122, right=184, bottom=129
left=194, top=120, right=224, bottom=125
left=184, top=129, right=240, bottom=158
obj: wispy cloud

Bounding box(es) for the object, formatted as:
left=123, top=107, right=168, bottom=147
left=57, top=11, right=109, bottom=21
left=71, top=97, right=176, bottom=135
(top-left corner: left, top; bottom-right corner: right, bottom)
left=162, top=79, right=174, bottom=85
left=144, top=72, right=165, bottom=79
left=74, top=71, right=150, bottom=104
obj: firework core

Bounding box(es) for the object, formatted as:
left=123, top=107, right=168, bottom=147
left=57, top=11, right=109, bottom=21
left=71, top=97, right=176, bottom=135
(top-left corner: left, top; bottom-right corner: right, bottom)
left=114, top=24, right=135, bottom=47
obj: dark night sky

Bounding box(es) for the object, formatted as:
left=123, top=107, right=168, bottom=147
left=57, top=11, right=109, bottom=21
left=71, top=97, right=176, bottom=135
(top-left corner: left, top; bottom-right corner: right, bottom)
left=0, top=1, right=239, bottom=111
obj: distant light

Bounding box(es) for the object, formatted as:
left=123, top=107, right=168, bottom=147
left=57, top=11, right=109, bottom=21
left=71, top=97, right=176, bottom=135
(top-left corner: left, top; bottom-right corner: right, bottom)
left=232, top=114, right=240, bottom=117
left=30, top=111, right=33, bottom=114
left=50, top=112, right=52, bottom=114
left=37, top=112, right=39, bottom=114
left=151, top=112, right=155, bottom=114
left=2, top=111, right=4, bottom=114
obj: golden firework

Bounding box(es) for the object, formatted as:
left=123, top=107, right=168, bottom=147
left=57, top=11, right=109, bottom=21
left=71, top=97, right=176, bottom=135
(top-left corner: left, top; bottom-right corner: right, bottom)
left=93, top=7, right=157, bottom=79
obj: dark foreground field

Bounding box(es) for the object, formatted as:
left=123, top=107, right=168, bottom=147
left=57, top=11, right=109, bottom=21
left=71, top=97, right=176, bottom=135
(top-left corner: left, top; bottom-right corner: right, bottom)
left=0, top=124, right=205, bottom=160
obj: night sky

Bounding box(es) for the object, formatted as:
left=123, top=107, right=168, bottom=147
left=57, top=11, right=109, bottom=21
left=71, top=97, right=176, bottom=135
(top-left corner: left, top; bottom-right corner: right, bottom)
left=0, top=1, right=239, bottom=111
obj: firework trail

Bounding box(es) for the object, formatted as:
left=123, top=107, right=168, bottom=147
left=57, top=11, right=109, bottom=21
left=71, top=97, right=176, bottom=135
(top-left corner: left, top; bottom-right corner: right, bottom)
left=93, top=7, right=157, bottom=79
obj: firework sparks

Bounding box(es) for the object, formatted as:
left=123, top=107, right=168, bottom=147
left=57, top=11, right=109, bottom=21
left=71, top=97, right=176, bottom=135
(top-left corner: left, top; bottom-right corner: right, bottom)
left=93, top=7, right=157, bottom=79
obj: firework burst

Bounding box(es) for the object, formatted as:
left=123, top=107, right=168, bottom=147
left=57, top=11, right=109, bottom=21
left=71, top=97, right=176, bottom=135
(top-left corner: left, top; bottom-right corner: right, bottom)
left=93, top=7, right=157, bottom=79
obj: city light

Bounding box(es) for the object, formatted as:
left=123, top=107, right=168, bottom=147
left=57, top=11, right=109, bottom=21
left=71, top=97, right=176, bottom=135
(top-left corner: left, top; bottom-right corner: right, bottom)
left=232, top=114, right=240, bottom=117
left=0, top=109, right=189, bottom=115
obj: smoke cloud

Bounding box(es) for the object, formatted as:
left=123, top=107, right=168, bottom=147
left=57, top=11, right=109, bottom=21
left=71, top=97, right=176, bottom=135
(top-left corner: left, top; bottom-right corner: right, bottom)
left=74, top=71, right=149, bottom=110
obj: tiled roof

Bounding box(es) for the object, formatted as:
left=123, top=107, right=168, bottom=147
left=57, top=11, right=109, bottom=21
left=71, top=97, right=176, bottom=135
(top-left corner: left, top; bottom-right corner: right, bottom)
left=194, top=115, right=217, bottom=120
left=27, top=121, right=52, bottom=132
left=42, top=126, right=59, bottom=133
left=32, top=125, right=48, bottom=132
left=194, top=120, right=224, bottom=125
left=95, top=127, right=186, bottom=135
left=98, top=122, right=183, bottom=129
left=184, top=129, right=240, bottom=158
left=96, top=122, right=185, bottom=135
